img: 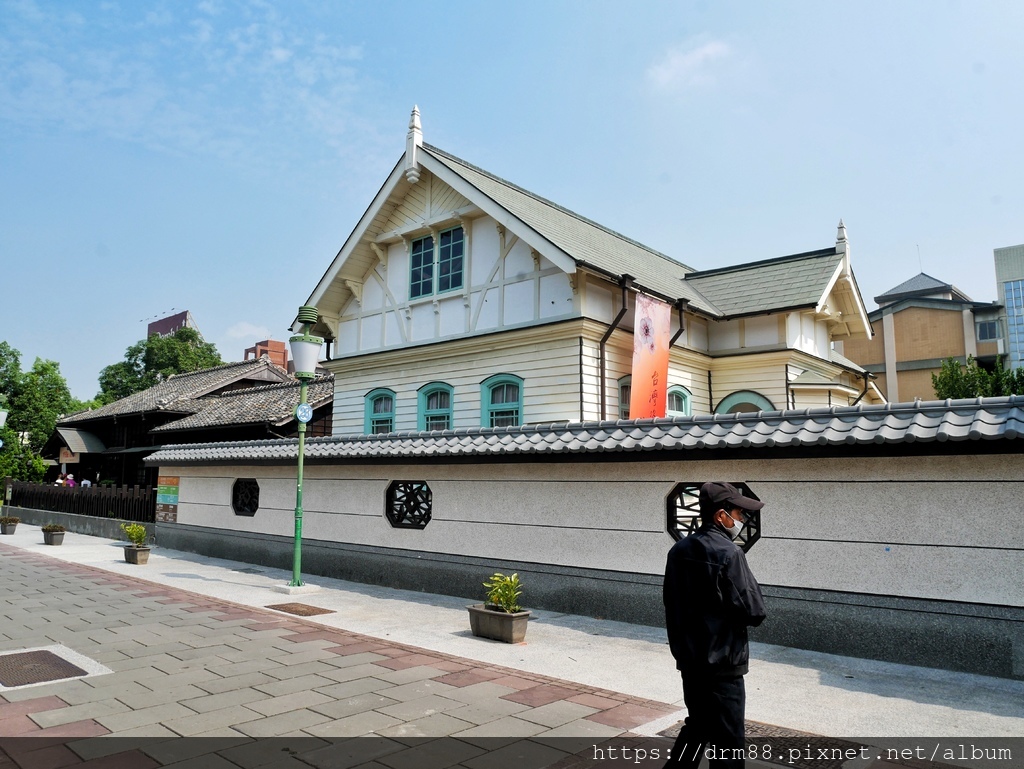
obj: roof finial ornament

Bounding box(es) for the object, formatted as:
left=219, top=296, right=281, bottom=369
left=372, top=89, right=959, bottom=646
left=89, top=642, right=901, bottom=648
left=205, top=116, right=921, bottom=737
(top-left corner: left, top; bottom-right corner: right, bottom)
left=836, top=219, right=847, bottom=244
left=405, top=105, right=422, bottom=184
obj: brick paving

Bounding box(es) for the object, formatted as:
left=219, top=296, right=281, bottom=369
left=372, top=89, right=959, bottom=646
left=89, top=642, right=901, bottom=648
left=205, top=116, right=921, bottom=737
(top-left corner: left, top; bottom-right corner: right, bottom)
left=0, top=543, right=679, bottom=767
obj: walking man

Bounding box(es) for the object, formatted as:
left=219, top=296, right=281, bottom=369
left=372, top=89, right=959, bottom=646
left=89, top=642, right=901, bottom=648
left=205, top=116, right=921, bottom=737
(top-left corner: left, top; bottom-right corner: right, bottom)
left=663, top=482, right=766, bottom=768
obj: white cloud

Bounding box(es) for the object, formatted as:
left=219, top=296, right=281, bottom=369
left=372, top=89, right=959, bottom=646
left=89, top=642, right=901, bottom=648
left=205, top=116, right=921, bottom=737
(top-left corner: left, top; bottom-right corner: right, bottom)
left=647, top=40, right=732, bottom=90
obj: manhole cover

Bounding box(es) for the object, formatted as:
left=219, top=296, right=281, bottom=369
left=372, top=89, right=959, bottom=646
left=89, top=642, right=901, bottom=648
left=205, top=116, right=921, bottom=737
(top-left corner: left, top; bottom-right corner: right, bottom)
left=266, top=603, right=334, bottom=617
left=0, top=650, right=88, bottom=687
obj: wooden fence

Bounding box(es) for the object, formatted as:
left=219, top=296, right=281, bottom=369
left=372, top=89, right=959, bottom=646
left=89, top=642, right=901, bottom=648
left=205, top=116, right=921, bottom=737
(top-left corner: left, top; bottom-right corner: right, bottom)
left=7, top=482, right=156, bottom=523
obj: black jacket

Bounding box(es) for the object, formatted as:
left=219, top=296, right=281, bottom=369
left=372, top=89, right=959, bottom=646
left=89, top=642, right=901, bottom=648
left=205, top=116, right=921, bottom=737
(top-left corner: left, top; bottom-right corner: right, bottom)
left=663, top=524, right=766, bottom=677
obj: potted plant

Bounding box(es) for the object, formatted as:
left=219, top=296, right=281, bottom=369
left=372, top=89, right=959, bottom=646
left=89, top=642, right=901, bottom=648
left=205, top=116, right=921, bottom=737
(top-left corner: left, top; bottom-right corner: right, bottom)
left=467, top=572, right=531, bottom=643
left=42, top=523, right=65, bottom=546
left=121, top=522, right=151, bottom=564
left=0, top=516, right=18, bottom=535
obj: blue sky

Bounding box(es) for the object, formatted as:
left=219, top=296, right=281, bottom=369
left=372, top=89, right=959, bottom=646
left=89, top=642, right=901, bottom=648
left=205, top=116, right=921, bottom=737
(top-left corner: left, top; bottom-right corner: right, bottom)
left=2, top=0, right=1022, bottom=399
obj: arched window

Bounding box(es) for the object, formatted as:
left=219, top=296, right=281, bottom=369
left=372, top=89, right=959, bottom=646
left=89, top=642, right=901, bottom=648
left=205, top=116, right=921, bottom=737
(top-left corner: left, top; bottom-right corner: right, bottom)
left=618, top=376, right=632, bottom=419
left=667, top=386, right=692, bottom=417
left=714, top=390, right=775, bottom=415
left=418, top=382, right=454, bottom=431
left=481, top=374, right=524, bottom=428
left=365, top=388, right=396, bottom=434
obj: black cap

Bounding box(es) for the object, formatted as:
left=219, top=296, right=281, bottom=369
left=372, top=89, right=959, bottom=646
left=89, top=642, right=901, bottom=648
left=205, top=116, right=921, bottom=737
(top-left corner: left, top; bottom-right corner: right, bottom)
left=699, top=482, right=764, bottom=516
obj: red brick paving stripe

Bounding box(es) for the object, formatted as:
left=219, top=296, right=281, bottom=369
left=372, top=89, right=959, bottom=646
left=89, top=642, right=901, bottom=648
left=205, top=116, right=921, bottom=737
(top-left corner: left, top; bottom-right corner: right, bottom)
left=584, top=703, right=673, bottom=729
left=326, top=641, right=389, bottom=656
left=0, top=714, right=42, bottom=736
left=432, top=669, right=504, bottom=688
left=501, top=683, right=580, bottom=707
left=5, top=742, right=81, bottom=769
left=0, top=696, right=68, bottom=720
left=428, top=660, right=472, bottom=673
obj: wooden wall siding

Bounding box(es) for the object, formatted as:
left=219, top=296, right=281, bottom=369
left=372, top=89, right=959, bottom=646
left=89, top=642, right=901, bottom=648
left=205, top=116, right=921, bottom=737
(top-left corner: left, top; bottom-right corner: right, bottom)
left=842, top=320, right=885, bottom=366
left=332, top=214, right=576, bottom=358
left=328, top=332, right=582, bottom=432
left=897, top=369, right=941, bottom=402
left=894, top=307, right=966, bottom=361
left=710, top=354, right=791, bottom=411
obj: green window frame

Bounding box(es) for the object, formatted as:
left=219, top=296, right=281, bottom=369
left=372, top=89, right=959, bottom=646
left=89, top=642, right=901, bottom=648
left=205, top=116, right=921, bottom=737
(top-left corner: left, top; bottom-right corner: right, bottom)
left=365, top=388, right=397, bottom=434
left=714, top=390, right=774, bottom=415
left=418, top=382, right=454, bottom=431
left=667, top=386, right=692, bottom=417
left=437, top=226, right=465, bottom=293
left=409, top=226, right=464, bottom=300
left=410, top=236, right=434, bottom=299
left=481, top=374, right=523, bottom=428
left=618, top=376, right=632, bottom=419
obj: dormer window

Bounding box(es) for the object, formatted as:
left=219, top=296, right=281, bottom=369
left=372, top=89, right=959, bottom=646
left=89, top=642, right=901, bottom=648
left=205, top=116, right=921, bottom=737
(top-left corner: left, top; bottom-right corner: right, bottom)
left=410, top=226, right=464, bottom=299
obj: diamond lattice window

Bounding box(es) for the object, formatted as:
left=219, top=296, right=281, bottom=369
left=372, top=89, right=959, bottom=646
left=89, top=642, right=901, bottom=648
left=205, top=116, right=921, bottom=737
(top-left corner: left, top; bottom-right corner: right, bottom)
left=666, top=482, right=761, bottom=553
left=232, top=478, right=260, bottom=516
left=385, top=481, right=432, bottom=529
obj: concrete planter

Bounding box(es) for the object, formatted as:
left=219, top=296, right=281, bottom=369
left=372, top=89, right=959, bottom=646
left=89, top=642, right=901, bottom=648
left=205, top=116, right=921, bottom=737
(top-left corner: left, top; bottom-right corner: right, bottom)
left=467, top=603, right=530, bottom=643
left=0, top=523, right=16, bottom=535
left=124, top=546, right=151, bottom=565
left=43, top=531, right=64, bottom=546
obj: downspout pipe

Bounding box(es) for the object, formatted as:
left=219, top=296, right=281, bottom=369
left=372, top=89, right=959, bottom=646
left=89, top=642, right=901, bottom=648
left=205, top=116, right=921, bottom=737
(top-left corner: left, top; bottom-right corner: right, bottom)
left=668, top=300, right=689, bottom=347
left=851, top=372, right=871, bottom=406
left=600, top=275, right=633, bottom=421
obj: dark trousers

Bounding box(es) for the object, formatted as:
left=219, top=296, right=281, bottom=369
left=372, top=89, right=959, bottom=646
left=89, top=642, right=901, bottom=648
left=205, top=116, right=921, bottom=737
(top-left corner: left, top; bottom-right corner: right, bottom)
left=665, top=673, right=745, bottom=769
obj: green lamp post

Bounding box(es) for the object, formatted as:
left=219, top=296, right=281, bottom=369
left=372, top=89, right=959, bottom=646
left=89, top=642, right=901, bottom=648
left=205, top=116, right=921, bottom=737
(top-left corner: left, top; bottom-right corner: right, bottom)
left=287, top=305, right=324, bottom=588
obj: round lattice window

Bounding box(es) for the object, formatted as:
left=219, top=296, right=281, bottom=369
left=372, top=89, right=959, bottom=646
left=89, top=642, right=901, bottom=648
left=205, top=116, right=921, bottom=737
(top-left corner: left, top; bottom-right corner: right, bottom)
left=232, top=478, right=260, bottom=516
left=666, top=482, right=761, bottom=553
left=385, top=481, right=432, bottom=529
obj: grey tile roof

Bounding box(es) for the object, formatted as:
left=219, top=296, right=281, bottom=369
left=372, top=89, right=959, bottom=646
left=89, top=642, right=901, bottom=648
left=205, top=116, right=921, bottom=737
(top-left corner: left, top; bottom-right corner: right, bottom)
left=422, top=145, right=718, bottom=313
left=145, top=395, right=1024, bottom=466
left=829, top=348, right=867, bottom=374
left=150, top=375, right=335, bottom=433
left=684, top=249, right=844, bottom=317
left=61, top=358, right=293, bottom=424
left=876, top=272, right=951, bottom=300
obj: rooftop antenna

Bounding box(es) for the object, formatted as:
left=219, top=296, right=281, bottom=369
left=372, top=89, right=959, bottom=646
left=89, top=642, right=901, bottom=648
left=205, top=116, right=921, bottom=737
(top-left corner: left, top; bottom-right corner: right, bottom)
left=917, top=244, right=922, bottom=273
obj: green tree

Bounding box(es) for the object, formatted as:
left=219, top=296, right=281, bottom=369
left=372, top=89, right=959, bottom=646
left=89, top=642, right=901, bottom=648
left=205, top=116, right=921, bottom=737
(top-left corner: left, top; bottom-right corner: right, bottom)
left=97, top=327, right=223, bottom=404
left=932, top=356, right=1024, bottom=399
left=8, top=358, right=73, bottom=452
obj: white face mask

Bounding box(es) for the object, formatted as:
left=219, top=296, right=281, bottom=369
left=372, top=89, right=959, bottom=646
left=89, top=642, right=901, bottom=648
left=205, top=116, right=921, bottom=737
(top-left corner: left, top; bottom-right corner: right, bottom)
left=721, top=512, right=744, bottom=540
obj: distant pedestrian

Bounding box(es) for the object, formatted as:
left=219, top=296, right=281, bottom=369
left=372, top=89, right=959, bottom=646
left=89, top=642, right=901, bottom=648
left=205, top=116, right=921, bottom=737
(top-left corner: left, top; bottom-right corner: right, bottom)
left=81, top=477, right=92, bottom=488
left=54, top=473, right=65, bottom=486
left=663, top=482, right=766, bottom=768
left=65, top=474, right=77, bottom=487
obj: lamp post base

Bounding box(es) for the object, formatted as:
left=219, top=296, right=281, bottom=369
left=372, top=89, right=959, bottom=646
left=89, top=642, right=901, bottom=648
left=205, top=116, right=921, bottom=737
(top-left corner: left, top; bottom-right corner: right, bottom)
left=272, top=583, right=321, bottom=595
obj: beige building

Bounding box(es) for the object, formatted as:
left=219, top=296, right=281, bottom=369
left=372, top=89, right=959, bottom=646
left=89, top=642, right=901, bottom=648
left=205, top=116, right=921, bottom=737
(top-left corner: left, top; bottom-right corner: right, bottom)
left=302, top=108, right=883, bottom=433
left=839, top=273, right=1002, bottom=402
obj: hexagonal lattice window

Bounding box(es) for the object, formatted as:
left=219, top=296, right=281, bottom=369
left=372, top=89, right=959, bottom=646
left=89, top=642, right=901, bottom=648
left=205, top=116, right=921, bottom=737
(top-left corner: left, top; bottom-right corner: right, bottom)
left=666, top=482, right=761, bottom=553
left=385, top=481, right=432, bottom=529
left=232, top=478, right=260, bottom=516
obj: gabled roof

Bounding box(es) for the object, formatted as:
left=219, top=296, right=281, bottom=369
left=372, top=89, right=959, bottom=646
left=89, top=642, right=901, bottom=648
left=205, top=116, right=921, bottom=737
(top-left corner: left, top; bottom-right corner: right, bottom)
left=420, top=145, right=711, bottom=311
left=150, top=375, right=334, bottom=434
left=685, top=249, right=844, bottom=317
left=145, top=395, right=1024, bottom=465
left=875, top=273, right=971, bottom=305
left=61, top=358, right=293, bottom=424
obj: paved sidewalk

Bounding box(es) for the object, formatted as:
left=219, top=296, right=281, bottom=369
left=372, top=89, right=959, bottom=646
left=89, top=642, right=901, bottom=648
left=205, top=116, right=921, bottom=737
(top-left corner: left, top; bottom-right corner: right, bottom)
left=1, top=524, right=1023, bottom=769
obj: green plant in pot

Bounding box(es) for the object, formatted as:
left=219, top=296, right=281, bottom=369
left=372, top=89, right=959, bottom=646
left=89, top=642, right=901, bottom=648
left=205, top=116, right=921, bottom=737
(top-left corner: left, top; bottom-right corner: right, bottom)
left=468, top=572, right=531, bottom=643
left=121, top=522, right=151, bottom=564
left=42, top=523, right=65, bottom=546
left=0, top=516, right=19, bottom=535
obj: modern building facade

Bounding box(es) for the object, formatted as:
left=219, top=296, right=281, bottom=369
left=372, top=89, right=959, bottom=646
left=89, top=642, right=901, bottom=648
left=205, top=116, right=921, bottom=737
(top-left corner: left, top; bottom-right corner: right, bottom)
left=839, top=273, right=1002, bottom=402
left=995, top=243, right=1024, bottom=370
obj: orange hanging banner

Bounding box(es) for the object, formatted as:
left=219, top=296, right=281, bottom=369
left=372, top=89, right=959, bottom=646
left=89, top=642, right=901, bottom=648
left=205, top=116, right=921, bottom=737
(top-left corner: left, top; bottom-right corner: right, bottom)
left=629, top=294, right=672, bottom=419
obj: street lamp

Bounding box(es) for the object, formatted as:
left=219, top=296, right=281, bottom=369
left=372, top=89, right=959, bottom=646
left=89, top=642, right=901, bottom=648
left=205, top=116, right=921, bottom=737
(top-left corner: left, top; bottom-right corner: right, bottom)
left=286, top=305, right=324, bottom=589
